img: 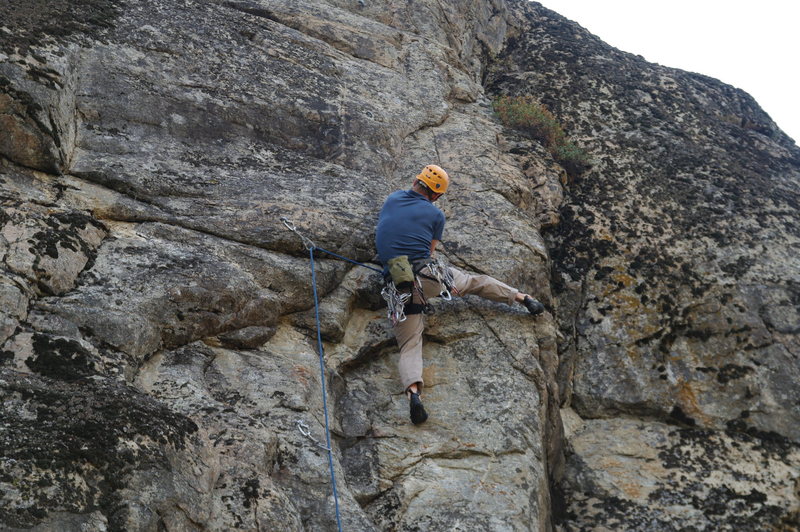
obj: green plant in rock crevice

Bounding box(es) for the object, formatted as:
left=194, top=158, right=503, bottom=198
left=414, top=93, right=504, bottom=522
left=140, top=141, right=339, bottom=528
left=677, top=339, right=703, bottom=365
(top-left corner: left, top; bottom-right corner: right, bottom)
left=493, top=95, right=591, bottom=179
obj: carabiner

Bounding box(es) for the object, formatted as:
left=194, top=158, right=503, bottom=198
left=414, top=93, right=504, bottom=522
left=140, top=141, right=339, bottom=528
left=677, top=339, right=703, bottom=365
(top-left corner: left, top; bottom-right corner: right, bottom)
left=280, top=216, right=316, bottom=250
left=297, top=419, right=312, bottom=438
left=281, top=217, right=296, bottom=232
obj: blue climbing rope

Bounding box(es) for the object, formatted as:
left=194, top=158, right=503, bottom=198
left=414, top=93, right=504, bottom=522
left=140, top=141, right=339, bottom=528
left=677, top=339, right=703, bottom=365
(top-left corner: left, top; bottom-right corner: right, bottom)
left=313, top=246, right=383, bottom=274
left=280, top=216, right=382, bottom=274
left=309, top=246, right=344, bottom=532
left=281, top=217, right=385, bottom=532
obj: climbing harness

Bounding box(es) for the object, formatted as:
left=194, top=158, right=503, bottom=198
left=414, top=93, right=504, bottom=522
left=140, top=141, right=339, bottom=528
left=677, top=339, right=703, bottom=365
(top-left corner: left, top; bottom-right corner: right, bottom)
left=281, top=216, right=388, bottom=532
left=380, top=256, right=459, bottom=323
left=409, top=275, right=433, bottom=316
left=410, top=255, right=458, bottom=303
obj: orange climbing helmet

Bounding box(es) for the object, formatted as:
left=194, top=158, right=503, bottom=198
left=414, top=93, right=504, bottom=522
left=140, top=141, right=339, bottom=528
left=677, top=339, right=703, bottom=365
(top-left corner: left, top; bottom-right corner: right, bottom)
left=416, top=164, right=449, bottom=194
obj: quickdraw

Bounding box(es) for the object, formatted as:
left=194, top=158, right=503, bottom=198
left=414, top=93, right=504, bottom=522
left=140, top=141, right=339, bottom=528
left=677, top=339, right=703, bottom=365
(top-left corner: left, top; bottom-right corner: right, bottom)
left=381, top=256, right=458, bottom=323
left=296, top=419, right=331, bottom=451
left=281, top=217, right=316, bottom=250
left=424, top=256, right=458, bottom=300
left=381, top=282, right=411, bottom=325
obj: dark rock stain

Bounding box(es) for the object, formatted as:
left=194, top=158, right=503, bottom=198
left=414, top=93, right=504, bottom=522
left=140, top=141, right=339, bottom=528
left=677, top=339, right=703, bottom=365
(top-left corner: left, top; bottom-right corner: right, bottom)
left=0, top=369, right=198, bottom=529
left=0, top=0, right=121, bottom=56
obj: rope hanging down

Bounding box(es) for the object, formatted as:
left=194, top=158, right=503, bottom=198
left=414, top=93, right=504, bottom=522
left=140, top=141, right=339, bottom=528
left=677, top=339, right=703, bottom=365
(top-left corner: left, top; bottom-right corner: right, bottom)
left=281, top=216, right=385, bottom=532
left=309, top=245, right=344, bottom=532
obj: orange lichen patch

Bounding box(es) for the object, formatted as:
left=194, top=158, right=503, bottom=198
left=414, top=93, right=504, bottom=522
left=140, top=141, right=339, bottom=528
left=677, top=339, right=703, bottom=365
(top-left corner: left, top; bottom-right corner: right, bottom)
left=606, top=291, right=662, bottom=345
left=610, top=271, right=636, bottom=288
left=596, top=229, right=614, bottom=241
left=202, top=337, right=222, bottom=347
left=598, top=458, right=644, bottom=499
left=593, top=264, right=663, bottom=345
left=472, top=480, right=492, bottom=494
left=292, top=365, right=312, bottom=387
left=625, top=344, right=642, bottom=363
left=608, top=292, right=642, bottom=312
left=619, top=481, right=644, bottom=500
left=675, top=380, right=712, bottom=426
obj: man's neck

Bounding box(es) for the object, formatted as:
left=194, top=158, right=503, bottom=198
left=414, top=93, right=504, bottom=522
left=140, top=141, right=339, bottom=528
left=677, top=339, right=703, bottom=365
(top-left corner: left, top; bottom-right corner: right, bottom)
left=410, top=186, right=432, bottom=201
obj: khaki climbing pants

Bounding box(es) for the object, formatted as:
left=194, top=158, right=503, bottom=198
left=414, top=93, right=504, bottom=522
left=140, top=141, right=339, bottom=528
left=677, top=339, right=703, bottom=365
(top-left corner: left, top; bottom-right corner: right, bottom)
left=394, top=265, right=519, bottom=392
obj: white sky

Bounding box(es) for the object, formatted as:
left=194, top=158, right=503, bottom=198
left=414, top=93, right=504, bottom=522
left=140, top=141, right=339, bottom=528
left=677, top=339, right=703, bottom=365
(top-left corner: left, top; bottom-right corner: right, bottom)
left=538, top=1, right=800, bottom=145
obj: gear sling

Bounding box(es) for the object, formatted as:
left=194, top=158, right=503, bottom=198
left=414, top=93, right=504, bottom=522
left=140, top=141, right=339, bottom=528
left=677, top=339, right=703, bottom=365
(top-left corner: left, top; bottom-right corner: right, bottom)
left=381, top=255, right=457, bottom=324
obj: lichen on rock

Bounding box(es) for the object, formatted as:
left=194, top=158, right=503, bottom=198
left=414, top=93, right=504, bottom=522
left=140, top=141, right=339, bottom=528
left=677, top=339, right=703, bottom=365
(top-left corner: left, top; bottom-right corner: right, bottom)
left=1, top=0, right=799, bottom=530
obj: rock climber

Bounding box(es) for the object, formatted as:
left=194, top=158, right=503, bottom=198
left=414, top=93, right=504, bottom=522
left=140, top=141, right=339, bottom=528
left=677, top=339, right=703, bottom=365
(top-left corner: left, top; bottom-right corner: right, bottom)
left=375, top=164, right=546, bottom=425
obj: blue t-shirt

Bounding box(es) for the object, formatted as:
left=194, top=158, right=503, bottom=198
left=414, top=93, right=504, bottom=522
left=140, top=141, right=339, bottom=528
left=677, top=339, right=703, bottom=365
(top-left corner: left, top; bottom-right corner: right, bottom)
left=375, top=190, right=445, bottom=265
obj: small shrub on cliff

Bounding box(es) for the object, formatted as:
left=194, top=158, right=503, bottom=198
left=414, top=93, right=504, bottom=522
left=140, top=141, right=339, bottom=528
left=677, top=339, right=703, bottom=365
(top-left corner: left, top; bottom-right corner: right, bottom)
left=493, top=95, right=591, bottom=178
left=553, top=140, right=592, bottom=178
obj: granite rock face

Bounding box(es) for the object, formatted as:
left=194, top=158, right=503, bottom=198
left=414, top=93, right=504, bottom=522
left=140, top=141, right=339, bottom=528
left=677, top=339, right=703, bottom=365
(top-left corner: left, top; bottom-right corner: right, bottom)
left=487, top=3, right=800, bottom=529
left=1, top=0, right=798, bottom=531
left=559, top=411, right=800, bottom=531
left=2, top=1, right=561, bottom=530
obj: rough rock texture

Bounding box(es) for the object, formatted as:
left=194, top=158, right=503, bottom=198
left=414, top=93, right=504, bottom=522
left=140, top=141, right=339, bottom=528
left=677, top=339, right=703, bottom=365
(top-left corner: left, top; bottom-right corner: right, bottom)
left=1, top=0, right=798, bottom=531
left=2, top=1, right=561, bottom=530
left=560, top=410, right=800, bottom=531
left=487, top=3, right=800, bottom=530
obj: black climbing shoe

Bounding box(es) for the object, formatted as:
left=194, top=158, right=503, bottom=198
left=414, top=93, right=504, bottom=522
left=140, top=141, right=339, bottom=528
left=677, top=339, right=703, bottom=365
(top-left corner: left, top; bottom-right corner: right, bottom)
left=409, top=392, right=428, bottom=425
left=523, top=296, right=545, bottom=316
